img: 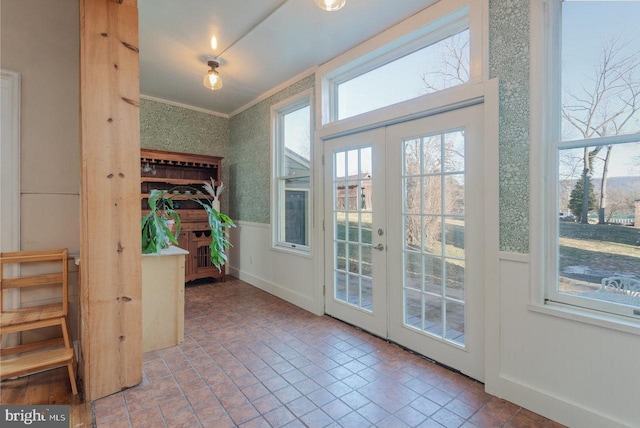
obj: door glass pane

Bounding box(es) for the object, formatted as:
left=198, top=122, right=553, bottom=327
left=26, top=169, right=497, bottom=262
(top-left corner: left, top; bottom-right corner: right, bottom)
left=405, top=215, right=422, bottom=250
left=348, top=275, right=360, bottom=305
left=335, top=271, right=347, bottom=301
left=423, top=176, right=442, bottom=214
left=445, top=300, right=465, bottom=345
left=424, top=295, right=443, bottom=336
left=444, top=131, right=465, bottom=172
left=361, top=246, right=373, bottom=277
left=404, top=177, right=422, bottom=213
left=444, top=217, right=464, bottom=258
left=446, top=174, right=465, bottom=214
left=423, top=216, right=443, bottom=255
left=402, top=131, right=467, bottom=346
left=361, top=277, right=373, bottom=311
left=404, top=252, right=422, bottom=291
left=332, top=146, right=375, bottom=313
left=335, top=211, right=346, bottom=241
left=423, top=135, right=441, bottom=173
left=335, top=152, right=346, bottom=178
left=405, top=289, right=423, bottom=329
left=360, top=213, right=373, bottom=244
left=404, top=139, right=421, bottom=175
left=336, top=242, right=346, bottom=271
left=424, top=254, right=443, bottom=295
left=347, top=213, right=359, bottom=242
left=446, top=258, right=465, bottom=301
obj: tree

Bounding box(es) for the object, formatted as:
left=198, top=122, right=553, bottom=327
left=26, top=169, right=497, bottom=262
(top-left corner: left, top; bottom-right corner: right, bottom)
left=420, top=31, right=470, bottom=93
left=569, top=175, right=596, bottom=220
left=563, top=39, right=640, bottom=224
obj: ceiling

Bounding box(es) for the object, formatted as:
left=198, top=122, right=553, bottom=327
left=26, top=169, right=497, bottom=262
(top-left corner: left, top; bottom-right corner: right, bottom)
left=138, top=0, right=437, bottom=116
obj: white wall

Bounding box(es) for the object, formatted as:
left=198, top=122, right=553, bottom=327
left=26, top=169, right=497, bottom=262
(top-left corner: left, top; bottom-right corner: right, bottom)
left=1, top=0, right=81, bottom=341
left=485, top=255, right=640, bottom=427
left=227, top=221, right=318, bottom=314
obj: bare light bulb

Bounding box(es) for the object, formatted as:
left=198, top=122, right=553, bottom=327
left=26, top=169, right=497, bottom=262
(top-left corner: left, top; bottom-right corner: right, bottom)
left=314, top=0, right=346, bottom=11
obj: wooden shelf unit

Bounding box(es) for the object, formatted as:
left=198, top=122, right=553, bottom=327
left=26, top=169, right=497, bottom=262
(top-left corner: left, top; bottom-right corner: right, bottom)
left=141, top=148, right=226, bottom=282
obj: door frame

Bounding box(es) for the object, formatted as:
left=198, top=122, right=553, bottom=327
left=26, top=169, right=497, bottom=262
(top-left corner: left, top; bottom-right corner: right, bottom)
left=385, top=104, right=486, bottom=380
left=314, top=81, right=500, bottom=381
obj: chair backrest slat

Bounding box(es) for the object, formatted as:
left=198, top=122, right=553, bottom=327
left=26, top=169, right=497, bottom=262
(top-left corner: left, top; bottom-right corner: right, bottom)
left=1, top=249, right=69, bottom=316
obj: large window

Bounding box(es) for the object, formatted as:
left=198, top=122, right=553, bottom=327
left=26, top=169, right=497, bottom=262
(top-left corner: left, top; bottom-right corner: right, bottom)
left=546, top=1, right=640, bottom=319
left=322, top=4, right=474, bottom=124
left=337, top=28, right=470, bottom=121
left=272, top=91, right=312, bottom=253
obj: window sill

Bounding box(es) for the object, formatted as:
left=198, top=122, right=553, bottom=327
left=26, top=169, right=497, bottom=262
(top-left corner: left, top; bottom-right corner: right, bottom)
left=271, top=244, right=312, bottom=259
left=528, top=302, right=640, bottom=337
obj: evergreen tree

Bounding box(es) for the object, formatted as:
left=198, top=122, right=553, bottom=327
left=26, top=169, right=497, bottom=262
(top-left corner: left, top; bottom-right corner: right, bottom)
left=568, top=176, right=596, bottom=219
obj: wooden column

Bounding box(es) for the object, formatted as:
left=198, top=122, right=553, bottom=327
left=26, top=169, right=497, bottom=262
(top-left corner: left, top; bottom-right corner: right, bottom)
left=79, top=0, right=142, bottom=400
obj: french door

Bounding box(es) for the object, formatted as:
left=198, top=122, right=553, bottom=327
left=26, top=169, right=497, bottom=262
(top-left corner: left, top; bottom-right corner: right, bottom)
left=324, top=128, right=388, bottom=338
left=324, top=105, right=485, bottom=380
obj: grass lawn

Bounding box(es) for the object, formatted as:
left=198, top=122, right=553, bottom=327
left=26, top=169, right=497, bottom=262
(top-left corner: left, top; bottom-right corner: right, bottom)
left=559, top=222, right=640, bottom=290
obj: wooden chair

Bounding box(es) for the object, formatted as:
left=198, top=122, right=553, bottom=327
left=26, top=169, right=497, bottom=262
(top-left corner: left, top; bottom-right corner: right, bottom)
left=0, top=249, right=77, bottom=395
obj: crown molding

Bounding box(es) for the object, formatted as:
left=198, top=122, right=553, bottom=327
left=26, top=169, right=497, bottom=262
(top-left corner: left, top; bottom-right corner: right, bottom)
left=229, top=66, right=317, bottom=118
left=140, top=94, right=229, bottom=118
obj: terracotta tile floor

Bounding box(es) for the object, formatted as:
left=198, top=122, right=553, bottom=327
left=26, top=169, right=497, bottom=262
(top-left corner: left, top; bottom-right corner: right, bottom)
left=93, top=277, right=563, bottom=427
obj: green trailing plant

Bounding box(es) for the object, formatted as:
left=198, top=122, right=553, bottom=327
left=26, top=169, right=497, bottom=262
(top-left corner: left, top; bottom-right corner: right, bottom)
left=141, top=189, right=182, bottom=254
left=194, top=178, right=235, bottom=271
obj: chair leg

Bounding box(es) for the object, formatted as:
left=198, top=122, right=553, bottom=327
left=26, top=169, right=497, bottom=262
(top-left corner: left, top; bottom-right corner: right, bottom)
left=61, top=317, right=78, bottom=395
left=66, top=360, right=78, bottom=395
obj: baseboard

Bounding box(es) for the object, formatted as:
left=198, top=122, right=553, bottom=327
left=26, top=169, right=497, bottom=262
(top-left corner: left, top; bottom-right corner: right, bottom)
left=228, top=266, right=317, bottom=314
left=486, top=375, right=631, bottom=428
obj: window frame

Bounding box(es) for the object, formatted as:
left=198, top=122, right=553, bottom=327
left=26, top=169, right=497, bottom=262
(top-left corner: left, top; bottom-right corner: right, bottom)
left=317, top=0, right=483, bottom=127
left=271, top=89, right=313, bottom=255
left=531, top=0, right=640, bottom=324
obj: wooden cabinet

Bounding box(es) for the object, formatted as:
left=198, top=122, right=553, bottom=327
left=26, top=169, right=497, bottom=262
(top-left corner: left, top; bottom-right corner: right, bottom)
left=141, top=148, right=226, bottom=282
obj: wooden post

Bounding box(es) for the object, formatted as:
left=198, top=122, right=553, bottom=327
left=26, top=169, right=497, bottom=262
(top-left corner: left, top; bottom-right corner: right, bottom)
left=79, top=0, right=142, bottom=400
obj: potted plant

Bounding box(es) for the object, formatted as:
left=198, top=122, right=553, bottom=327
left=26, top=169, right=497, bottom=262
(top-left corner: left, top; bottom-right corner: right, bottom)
left=141, top=189, right=182, bottom=254
left=193, top=178, right=235, bottom=271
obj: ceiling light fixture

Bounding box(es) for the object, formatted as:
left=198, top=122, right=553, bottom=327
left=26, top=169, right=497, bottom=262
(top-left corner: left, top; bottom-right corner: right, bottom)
left=314, top=0, right=346, bottom=11
left=203, top=60, right=223, bottom=90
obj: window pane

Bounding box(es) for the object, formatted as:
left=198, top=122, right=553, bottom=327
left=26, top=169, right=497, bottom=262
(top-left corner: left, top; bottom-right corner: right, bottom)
left=274, top=95, right=311, bottom=252
left=283, top=106, right=310, bottom=176
left=280, top=177, right=310, bottom=246
left=561, top=2, right=640, bottom=140
left=338, top=29, right=470, bottom=120
left=404, top=139, right=421, bottom=175
left=444, top=131, right=465, bottom=172
left=557, top=140, right=640, bottom=308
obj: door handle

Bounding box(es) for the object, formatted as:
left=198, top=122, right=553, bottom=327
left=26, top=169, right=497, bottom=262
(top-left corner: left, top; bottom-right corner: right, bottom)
left=373, top=243, right=385, bottom=251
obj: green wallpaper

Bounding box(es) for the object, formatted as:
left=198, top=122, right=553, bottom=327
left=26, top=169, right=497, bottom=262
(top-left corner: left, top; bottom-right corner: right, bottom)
left=228, top=74, right=315, bottom=224
left=489, top=0, right=530, bottom=253
left=140, top=98, right=230, bottom=213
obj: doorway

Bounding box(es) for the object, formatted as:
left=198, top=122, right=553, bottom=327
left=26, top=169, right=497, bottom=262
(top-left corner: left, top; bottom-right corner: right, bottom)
left=324, top=105, right=485, bottom=380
